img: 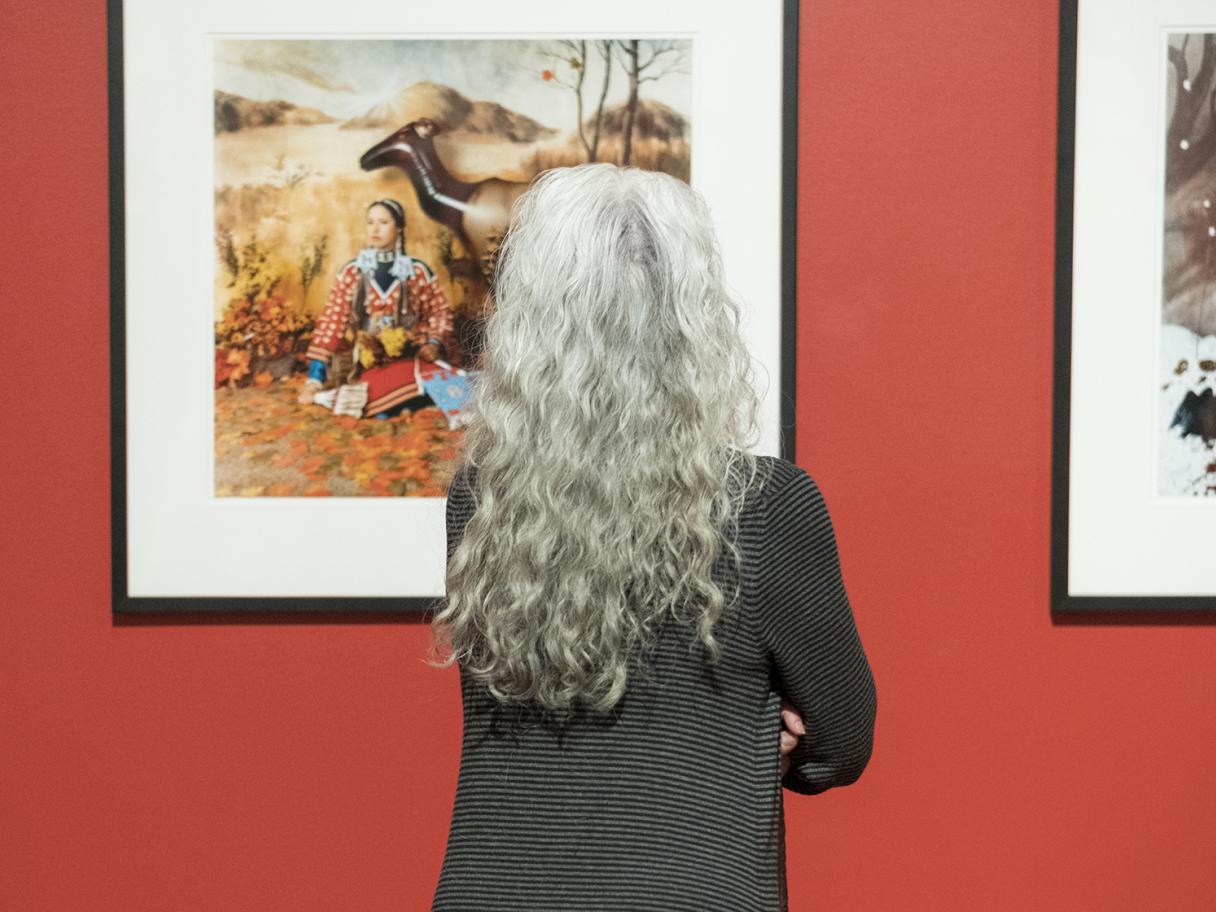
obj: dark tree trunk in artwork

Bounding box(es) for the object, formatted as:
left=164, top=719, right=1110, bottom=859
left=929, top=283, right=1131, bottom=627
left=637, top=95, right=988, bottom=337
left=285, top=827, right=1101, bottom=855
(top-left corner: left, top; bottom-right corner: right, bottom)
left=622, top=40, right=640, bottom=166
left=589, top=41, right=612, bottom=162
left=572, top=39, right=591, bottom=161
left=1166, top=34, right=1216, bottom=195
left=550, top=39, right=611, bottom=163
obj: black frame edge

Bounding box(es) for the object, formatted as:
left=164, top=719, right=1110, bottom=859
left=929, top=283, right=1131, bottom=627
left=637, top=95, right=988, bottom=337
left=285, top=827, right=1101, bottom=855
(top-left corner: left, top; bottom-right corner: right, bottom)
left=108, top=0, right=131, bottom=615
left=781, top=0, right=799, bottom=466
left=1050, top=0, right=1078, bottom=615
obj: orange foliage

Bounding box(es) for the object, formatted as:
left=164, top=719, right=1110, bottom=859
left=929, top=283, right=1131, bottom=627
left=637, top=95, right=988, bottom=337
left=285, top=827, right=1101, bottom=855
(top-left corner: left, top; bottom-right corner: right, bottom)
left=214, top=291, right=313, bottom=388
left=215, top=377, right=462, bottom=497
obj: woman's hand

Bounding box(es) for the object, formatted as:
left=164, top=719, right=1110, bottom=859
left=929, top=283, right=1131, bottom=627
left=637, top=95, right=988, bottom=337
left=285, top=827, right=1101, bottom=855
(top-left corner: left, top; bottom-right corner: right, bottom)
left=297, top=379, right=322, bottom=404
left=779, top=697, right=806, bottom=779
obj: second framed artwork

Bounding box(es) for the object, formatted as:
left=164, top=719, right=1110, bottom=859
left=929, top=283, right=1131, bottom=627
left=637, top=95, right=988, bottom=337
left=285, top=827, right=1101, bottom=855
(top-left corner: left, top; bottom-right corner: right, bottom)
left=109, top=0, right=799, bottom=612
left=1054, top=0, right=1216, bottom=612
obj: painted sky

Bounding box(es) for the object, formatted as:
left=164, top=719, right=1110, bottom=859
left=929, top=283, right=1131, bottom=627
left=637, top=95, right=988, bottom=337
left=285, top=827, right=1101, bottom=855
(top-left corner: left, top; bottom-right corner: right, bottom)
left=213, top=38, right=693, bottom=129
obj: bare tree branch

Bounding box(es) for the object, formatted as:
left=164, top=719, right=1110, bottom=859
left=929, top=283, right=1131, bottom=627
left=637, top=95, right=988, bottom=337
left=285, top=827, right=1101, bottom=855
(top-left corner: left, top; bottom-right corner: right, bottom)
left=590, top=40, right=613, bottom=160
left=638, top=41, right=681, bottom=71
left=608, top=39, right=689, bottom=164
left=538, top=39, right=595, bottom=159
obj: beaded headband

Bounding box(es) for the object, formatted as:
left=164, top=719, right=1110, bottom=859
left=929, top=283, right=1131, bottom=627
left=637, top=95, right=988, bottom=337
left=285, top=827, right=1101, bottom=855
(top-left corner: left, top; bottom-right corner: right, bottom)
left=369, top=198, right=406, bottom=228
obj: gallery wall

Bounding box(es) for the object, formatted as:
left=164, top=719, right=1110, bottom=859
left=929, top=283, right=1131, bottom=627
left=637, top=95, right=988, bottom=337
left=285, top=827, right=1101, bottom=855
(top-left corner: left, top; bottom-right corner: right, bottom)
left=2, top=0, right=1214, bottom=909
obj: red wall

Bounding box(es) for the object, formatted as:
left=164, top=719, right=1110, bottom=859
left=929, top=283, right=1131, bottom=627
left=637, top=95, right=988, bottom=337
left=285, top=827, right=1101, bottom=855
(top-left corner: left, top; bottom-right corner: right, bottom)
left=3, top=1, right=1215, bottom=909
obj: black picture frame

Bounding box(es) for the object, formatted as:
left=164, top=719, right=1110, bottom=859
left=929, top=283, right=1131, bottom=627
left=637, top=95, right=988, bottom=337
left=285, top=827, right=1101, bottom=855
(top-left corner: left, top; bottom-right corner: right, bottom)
left=108, top=0, right=801, bottom=614
left=1051, top=0, right=1216, bottom=615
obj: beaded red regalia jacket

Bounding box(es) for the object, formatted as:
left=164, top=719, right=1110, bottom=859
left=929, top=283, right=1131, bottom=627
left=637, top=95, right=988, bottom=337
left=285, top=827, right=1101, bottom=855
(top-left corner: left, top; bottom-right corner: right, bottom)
left=305, top=257, right=454, bottom=366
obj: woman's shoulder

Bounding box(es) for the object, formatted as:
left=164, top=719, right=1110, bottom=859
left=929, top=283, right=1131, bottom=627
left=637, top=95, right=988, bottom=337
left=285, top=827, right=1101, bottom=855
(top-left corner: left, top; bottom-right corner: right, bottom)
left=754, top=454, right=808, bottom=491
left=732, top=451, right=806, bottom=498
left=746, top=456, right=837, bottom=555
left=740, top=454, right=828, bottom=526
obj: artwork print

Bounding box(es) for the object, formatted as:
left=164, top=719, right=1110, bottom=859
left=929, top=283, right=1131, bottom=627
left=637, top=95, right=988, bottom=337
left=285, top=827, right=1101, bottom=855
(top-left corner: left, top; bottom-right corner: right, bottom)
left=1053, top=0, right=1216, bottom=611
left=1159, top=32, right=1216, bottom=496
left=212, top=38, right=691, bottom=498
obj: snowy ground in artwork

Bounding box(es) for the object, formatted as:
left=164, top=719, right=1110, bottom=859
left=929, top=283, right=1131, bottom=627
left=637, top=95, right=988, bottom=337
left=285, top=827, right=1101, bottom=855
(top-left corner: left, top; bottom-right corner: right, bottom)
left=1158, top=323, right=1216, bottom=497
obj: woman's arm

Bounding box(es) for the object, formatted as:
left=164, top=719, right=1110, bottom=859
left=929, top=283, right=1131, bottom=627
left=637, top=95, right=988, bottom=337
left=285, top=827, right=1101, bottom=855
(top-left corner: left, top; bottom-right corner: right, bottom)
left=757, top=468, right=877, bottom=795
left=306, top=261, right=359, bottom=366
left=297, top=358, right=329, bottom=403
left=406, top=261, right=453, bottom=359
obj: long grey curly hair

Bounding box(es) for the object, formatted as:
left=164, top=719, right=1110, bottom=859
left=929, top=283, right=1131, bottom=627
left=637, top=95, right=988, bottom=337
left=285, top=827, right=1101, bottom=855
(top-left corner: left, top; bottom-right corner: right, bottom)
left=427, top=163, right=773, bottom=715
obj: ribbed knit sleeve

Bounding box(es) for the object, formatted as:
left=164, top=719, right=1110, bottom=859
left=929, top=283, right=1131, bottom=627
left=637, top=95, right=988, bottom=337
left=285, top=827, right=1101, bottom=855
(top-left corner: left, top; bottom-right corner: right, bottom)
left=444, top=464, right=473, bottom=567
left=756, top=467, right=877, bottom=796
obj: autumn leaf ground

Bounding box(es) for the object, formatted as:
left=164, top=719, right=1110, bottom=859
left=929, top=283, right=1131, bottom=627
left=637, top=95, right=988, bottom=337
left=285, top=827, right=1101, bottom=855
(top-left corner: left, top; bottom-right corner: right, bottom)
left=215, top=375, right=462, bottom=497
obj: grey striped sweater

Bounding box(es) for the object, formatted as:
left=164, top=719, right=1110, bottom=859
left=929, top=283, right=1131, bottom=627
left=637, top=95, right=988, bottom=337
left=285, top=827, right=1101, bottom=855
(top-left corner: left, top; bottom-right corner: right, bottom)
left=432, top=454, right=877, bottom=911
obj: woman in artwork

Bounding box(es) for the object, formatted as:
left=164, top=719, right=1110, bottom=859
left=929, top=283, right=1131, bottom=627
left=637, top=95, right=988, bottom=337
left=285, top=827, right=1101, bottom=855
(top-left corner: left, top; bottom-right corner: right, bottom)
left=299, top=198, right=455, bottom=418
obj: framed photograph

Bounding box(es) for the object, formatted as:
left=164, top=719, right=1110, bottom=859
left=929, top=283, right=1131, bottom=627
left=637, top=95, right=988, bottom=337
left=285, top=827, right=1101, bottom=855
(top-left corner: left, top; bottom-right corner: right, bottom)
left=1053, top=0, right=1216, bottom=612
left=108, top=0, right=800, bottom=612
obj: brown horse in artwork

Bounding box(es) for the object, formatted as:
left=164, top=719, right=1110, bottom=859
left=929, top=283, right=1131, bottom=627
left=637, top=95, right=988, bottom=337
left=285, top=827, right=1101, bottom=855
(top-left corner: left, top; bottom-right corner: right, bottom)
left=359, top=118, right=528, bottom=270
